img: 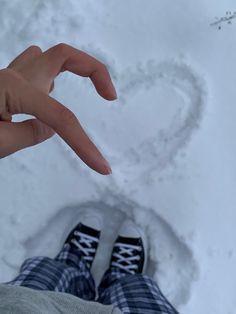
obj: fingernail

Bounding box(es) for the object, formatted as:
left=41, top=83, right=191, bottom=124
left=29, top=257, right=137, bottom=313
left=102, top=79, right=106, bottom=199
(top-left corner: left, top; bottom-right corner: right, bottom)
left=104, top=161, right=112, bottom=175
left=110, top=81, right=118, bottom=99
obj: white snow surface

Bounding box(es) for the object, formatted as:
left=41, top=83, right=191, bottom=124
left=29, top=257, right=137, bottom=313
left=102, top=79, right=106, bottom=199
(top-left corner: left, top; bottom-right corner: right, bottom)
left=0, top=0, right=236, bottom=313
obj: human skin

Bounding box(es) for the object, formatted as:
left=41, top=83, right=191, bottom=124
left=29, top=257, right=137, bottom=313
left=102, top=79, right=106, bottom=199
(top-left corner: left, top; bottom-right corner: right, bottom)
left=0, top=43, right=117, bottom=175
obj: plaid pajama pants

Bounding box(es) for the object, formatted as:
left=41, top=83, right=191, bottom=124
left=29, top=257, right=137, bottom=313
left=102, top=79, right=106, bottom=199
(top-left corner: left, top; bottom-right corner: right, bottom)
left=7, top=244, right=179, bottom=314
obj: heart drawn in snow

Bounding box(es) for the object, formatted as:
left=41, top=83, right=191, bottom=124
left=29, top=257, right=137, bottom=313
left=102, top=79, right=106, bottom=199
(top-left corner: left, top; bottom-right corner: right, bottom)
left=57, top=59, right=206, bottom=178
left=96, top=60, right=206, bottom=176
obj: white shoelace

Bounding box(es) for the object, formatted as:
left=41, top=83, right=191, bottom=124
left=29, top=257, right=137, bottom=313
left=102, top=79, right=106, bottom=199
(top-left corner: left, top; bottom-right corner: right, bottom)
left=111, top=242, right=142, bottom=274
left=71, top=230, right=98, bottom=262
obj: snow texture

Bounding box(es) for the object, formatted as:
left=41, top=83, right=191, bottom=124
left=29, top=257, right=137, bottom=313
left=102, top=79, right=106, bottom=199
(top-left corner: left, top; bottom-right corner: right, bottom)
left=0, top=0, right=236, bottom=313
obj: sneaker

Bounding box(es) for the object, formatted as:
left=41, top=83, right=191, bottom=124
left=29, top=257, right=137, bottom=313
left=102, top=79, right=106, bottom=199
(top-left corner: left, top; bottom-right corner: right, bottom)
left=109, top=219, right=147, bottom=274
left=64, top=210, right=103, bottom=268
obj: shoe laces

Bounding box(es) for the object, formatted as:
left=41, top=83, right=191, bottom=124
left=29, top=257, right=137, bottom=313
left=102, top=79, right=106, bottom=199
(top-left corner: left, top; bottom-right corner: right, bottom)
left=111, top=242, right=142, bottom=274
left=71, top=230, right=98, bottom=262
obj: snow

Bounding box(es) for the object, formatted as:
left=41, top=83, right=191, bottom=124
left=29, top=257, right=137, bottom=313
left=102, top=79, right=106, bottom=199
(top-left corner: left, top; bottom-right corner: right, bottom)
left=0, top=0, right=236, bottom=313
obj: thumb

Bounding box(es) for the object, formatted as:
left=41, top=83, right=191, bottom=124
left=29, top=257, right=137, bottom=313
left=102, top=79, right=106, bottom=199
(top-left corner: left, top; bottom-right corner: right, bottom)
left=3, top=69, right=112, bottom=175
left=0, top=119, right=55, bottom=157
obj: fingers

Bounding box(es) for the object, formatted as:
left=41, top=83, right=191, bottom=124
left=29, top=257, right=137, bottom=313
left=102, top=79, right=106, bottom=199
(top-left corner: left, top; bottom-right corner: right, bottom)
left=1, top=43, right=116, bottom=174
left=7, top=45, right=42, bottom=71
left=0, top=112, right=12, bottom=122
left=4, top=69, right=112, bottom=175
left=7, top=45, right=53, bottom=94
left=40, top=43, right=117, bottom=100
left=0, top=119, right=54, bottom=158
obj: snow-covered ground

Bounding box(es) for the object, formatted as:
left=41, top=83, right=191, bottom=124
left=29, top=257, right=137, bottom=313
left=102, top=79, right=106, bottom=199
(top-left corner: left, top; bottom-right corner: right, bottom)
left=0, top=0, right=236, bottom=313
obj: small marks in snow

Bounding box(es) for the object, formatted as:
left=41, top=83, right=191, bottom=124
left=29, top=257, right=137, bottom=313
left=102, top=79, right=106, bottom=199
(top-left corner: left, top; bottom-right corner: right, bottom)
left=211, top=11, right=236, bottom=30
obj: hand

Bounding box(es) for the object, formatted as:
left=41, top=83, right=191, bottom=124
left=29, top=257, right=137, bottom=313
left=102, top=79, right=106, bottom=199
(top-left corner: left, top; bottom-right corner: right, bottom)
left=0, top=43, right=117, bottom=175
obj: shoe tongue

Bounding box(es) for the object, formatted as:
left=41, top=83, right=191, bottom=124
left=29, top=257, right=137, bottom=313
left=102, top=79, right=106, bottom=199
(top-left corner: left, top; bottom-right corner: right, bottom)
left=117, top=235, right=142, bottom=246
left=79, top=223, right=100, bottom=238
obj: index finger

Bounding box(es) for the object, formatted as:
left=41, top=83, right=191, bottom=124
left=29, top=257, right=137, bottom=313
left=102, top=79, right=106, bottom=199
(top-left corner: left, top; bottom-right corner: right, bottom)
left=2, top=69, right=112, bottom=175
left=40, top=43, right=117, bottom=100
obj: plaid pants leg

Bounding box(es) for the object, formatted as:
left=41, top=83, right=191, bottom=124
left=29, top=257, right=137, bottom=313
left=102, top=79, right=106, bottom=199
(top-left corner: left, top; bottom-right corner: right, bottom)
left=6, top=243, right=96, bottom=300
left=97, top=268, right=179, bottom=314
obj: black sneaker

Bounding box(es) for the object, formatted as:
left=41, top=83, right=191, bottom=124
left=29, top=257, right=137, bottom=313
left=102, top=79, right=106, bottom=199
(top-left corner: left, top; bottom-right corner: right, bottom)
left=109, top=220, right=147, bottom=274
left=64, top=210, right=103, bottom=268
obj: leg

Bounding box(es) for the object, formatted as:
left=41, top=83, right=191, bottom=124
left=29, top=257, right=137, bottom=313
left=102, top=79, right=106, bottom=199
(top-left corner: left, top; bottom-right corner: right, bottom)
left=97, top=219, right=179, bottom=313
left=6, top=243, right=96, bottom=300
left=6, top=209, right=103, bottom=301
left=98, top=268, right=179, bottom=314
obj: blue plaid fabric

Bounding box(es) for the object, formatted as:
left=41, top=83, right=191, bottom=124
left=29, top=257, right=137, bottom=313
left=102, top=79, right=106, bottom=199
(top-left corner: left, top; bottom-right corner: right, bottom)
left=98, top=268, right=179, bottom=314
left=7, top=243, right=96, bottom=300
left=7, top=244, right=179, bottom=314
